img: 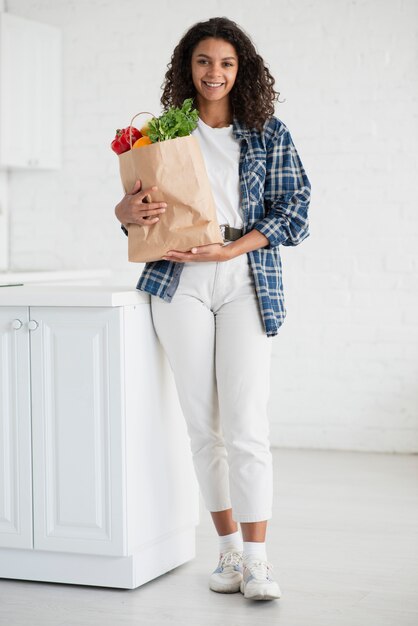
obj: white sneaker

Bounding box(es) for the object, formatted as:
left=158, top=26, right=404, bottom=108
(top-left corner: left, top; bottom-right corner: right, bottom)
left=209, top=550, right=243, bottom=593
left=240, top=556, right=281, bottom=600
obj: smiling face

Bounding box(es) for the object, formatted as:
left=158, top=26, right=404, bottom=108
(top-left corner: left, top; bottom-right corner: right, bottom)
left=191, top=37, right=239, bottom=110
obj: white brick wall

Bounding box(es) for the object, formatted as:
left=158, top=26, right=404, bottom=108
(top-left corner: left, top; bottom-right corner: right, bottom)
left=5, top=0, right=418, bottom=452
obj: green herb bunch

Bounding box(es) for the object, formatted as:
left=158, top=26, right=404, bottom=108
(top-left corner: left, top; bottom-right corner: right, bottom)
left=147, top=98, right=199, bottom=142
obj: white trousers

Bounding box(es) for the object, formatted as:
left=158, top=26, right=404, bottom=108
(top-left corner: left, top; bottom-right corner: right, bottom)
left=150, top=252, right=274, bottom=523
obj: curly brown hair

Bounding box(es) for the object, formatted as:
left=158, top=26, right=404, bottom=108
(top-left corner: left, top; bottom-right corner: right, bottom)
left=160, top=17, right=282, bottom=132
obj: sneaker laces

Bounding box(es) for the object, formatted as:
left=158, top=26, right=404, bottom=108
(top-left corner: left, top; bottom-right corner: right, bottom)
left=219, top=550, right=243, bottom=568
left=244, top=558, right=274, bottom=580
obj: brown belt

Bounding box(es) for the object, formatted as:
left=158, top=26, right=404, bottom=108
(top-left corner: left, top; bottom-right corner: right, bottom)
left=219, top=224, right=243, bottom=242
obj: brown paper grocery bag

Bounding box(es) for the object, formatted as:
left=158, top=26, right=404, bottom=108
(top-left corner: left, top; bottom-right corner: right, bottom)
left=118, top=113, right=224, bottom=263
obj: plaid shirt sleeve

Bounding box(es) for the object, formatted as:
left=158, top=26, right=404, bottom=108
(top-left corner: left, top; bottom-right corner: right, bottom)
left=253, top=125, right=311, bottom=248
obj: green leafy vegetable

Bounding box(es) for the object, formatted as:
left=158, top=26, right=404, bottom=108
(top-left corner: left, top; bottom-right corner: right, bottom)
left=147, top=98, right=199, bottom=142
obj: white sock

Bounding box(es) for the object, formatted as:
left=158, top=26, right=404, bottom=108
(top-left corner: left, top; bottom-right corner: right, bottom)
left=218, top=530, right=243, bottom=554
left=243, top=541, right=268, bottom=562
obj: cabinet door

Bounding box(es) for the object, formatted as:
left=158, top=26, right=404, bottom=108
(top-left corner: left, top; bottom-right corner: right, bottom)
left=0, top=306, right=33, bottom=549
left=29, top=306, right=125, bottom=556
left=0, top=13, right=61, bottom=169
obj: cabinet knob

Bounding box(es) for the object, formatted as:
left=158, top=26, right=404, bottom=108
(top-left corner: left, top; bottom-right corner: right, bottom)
left=28, top=320, right=39, bottom=331
left=12, top=319, right=23, bottom=330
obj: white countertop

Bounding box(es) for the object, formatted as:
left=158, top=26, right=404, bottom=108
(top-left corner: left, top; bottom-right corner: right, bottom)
left=0, top=284, right=150, bottom=307
left=0, top=268, right=114, bottom=285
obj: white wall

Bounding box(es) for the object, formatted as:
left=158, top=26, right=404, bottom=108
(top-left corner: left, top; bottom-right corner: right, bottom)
left=0, top=0, right=7, bottom=268
left=5, top=0, right=418, bottom=452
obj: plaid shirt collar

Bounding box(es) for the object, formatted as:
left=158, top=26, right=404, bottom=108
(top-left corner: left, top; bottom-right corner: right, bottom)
left=232, top=117, right=252, bottom=139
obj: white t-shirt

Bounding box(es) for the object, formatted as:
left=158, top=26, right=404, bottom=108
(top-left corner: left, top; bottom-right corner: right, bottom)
left=191, top=117, right=243, bottom=229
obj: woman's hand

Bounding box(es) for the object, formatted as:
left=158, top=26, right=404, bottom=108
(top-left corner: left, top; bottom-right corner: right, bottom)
left=114, top=179, right=167, bottom=227
left=162, top=243, right=234, bottom=262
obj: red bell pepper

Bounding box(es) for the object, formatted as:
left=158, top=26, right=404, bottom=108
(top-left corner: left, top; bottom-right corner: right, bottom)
left=111, top=126, right=142, bottom=155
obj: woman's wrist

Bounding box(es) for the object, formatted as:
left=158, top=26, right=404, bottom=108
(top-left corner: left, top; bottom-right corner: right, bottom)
left=222, top=242, right=238, bottom=260
left=225, top=229, right=270, bottom=259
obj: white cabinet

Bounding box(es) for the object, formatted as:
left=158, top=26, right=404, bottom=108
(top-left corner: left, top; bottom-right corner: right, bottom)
left=0, top=12, right=61, bottom=169
left=0, top=292, right=200, bottom=588
left=0, top=306, right=32, bottom=549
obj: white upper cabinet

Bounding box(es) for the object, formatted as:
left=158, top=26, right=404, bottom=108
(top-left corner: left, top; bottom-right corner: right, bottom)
left=0, top=12, right=62, bottom=169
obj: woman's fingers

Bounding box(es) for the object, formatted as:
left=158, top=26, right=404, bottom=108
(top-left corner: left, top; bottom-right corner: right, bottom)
left=139, top=185, right=158, bottom=201
left=129, top=179, right=142, bottom=195
left=139, top=205, right=166, bottom=216
left=132, top=187, right=167, bottom=211
left=125, top=184, right=167, bottom=224
left=134, top=205, right=166, bottom=224
left=140, top=202, right=167, bottom=211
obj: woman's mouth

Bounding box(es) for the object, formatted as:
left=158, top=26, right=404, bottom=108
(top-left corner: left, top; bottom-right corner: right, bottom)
left=202, top=81, right=225, bottom=90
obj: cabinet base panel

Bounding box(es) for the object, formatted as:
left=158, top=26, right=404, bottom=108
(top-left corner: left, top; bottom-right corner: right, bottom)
left=0, top=525, right=196, bottom=589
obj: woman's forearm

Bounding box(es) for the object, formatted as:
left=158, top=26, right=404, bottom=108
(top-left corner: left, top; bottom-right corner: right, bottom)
left=226, top=228, right=270, bottom=259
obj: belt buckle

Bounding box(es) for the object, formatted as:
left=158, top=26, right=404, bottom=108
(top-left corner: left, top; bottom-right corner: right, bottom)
left=220, top=224, right=227, bottom=241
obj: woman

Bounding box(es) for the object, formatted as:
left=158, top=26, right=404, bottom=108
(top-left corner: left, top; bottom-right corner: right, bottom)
left=115, top=16, right=311, bottom=601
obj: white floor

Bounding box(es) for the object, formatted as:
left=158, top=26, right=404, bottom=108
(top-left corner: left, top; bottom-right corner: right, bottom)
left=1, top=448, right=417, bottom=626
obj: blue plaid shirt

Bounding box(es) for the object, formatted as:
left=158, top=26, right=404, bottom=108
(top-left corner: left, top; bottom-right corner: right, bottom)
left=120, top=115, right=311, bottom=337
